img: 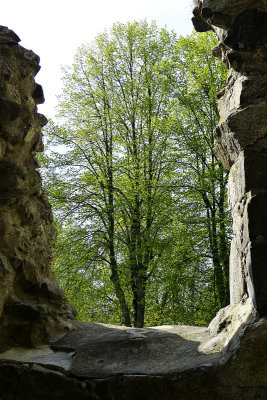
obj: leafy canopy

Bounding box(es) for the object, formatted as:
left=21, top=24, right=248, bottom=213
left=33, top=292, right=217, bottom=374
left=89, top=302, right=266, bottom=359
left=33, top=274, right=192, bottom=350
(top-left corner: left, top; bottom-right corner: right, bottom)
left=42, top=22, right=230, bottom=327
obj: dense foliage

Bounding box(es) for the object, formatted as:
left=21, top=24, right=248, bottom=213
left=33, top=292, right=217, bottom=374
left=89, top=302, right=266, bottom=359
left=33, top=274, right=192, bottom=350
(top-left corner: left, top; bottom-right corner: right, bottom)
left=41, top=21, right=230, bottom=327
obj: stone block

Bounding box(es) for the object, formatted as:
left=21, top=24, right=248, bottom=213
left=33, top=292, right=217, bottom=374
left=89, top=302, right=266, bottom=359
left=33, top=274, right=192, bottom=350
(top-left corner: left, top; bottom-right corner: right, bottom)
left=243, top=150, right=267, bottom=192
left=228, top=152, right=246, bottom=209
left=246, top=243, right=267, bottom=315
left=217, top=103, right=267, bottom=162
left=218, top=75, right=246, bottom=121
left=224, top=9, right=267, bottom=51
left=240, top=76, right=267, bottom=105
left=228, top=151, right=267, bottom=209
left=0, top=96, right=21, bottom=124
left=0, top=161, right=41, bottom=198
left=247, top=195, right=267, bottom=241
left=229, top=238, right=245, bottom=304
left=202, top=0, right=253, bottom=15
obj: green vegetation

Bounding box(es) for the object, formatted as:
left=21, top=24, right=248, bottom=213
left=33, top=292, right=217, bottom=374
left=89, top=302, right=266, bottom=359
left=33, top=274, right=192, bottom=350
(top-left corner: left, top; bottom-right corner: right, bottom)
left=41, top=21, right=230, bottom=328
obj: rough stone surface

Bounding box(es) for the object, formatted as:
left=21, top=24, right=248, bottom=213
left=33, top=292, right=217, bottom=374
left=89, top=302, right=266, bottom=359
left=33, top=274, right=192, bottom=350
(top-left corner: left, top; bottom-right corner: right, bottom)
left=0, top=315, right=267, bottom=399
left=193, top=0, right=267, bottom=316
left=0, top=26, right=74, bottom=350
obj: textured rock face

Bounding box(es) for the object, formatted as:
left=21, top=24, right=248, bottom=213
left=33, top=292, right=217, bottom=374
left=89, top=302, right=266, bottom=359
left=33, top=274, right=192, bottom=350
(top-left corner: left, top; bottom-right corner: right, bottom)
left=193, top=0, right=267, bottom=315
left=0, top=317, right=267, bottom=400
left=0, top=26, right=74, bottom=350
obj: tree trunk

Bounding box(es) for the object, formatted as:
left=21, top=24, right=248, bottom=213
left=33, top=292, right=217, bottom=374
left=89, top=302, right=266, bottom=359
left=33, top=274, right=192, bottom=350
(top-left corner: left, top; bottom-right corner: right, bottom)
left=106, top=132, right=132, bottom=326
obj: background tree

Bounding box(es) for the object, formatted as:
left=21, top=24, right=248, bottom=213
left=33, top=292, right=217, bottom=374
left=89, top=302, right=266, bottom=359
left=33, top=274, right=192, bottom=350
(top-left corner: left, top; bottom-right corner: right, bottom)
left=42, top=25, right=230, bottom=327
left=174, top=33, right=230, bottom=310
left=143, top=32, right=231, bottom=325
left=43, top=21, right=181, bottom=328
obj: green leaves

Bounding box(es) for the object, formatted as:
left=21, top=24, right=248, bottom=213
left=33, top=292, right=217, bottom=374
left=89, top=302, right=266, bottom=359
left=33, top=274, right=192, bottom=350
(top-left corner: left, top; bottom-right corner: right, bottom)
left=42, top=24, right=230, bottom=327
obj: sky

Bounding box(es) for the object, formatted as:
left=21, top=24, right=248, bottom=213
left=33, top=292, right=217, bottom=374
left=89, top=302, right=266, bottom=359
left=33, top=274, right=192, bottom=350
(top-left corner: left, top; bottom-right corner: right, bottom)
left=2, top=0, right=194, bottom=117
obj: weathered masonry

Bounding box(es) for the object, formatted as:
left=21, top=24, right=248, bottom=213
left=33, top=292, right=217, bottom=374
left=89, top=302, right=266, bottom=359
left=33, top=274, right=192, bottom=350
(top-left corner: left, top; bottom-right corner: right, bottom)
left=193, top=0, right=267, bottom=315
left=0, top=26, right=75, bottom=350
left=0, top=0, right=267, bottom=398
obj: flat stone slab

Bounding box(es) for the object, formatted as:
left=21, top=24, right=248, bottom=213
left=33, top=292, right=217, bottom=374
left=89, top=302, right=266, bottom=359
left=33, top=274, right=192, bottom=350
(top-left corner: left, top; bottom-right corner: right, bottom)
left=1, top=318, right=267, bottom=399
left=0, top=322, right=221, bottom=379
left=0, top=346, right=74, bottom=372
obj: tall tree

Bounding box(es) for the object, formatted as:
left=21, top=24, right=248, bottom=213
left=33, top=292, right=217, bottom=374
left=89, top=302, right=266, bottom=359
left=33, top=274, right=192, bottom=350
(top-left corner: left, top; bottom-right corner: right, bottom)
left=43, top=21, right=179, bottom=327
left=143, top=33, right=230, bottom=325
left=42, top=27, right=230, bottom=327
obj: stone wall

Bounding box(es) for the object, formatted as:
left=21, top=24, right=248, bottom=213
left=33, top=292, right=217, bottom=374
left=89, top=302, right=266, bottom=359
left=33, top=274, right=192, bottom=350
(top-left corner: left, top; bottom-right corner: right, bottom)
left=0, top=26, right=74, bottom=350
left=193, top=0, right=267, bottom=315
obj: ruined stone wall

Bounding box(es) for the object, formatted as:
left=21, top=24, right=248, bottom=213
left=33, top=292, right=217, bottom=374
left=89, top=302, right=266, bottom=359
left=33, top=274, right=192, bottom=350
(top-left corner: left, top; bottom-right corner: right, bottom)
left=0, top=26, right=74, bottom=350
left=193, top=0, right=267, bottom=315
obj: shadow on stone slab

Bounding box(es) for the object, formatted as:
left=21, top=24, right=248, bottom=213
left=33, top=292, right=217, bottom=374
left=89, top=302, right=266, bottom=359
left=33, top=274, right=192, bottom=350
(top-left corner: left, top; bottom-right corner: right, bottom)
left=1, top=309, right=267, bottom=399
left=50, top=322, right=221, bottom=378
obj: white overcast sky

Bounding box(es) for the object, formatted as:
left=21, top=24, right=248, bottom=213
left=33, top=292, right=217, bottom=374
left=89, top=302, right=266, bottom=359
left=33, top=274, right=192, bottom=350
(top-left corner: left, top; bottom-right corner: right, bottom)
left=2, top=0, right=194, bottom=117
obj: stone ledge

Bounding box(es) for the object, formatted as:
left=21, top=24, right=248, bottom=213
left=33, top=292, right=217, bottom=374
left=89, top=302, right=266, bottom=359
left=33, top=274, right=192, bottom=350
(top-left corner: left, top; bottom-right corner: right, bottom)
left=0, top=302, right=265, bottom=399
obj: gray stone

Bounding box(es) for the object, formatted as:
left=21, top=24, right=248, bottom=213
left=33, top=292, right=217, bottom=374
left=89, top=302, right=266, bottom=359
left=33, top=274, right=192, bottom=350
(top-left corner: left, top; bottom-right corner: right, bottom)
left=32, top=83, right=45, bottom=105
left=0, top=161, right=41, bottom=198
left=0, top=96, right=21, bottom=124
left=192, top=6, right=213, bottom=32
left=0, top=313, right=266, bottom=399
left=224, top=9, right=267, bottom=51
left=0, top=25, right=75, bottom=350
left=51, top=322, right=221, bottom=378
left=229, top=238, right=244, bottom=304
